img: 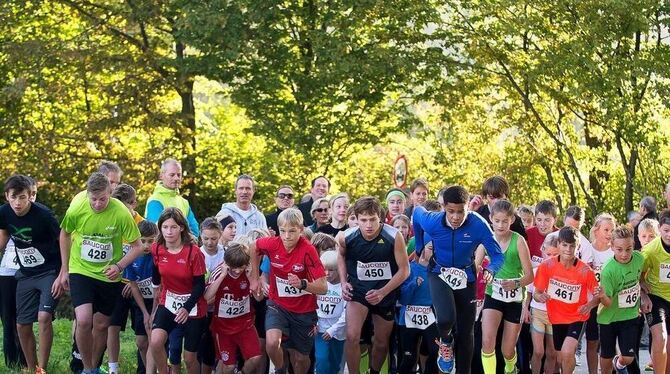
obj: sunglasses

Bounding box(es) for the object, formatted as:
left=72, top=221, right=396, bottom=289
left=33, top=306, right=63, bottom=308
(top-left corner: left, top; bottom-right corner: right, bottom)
left=314, top=208, right=329, bottom=213
left=277, top=193, right=294, bottom=199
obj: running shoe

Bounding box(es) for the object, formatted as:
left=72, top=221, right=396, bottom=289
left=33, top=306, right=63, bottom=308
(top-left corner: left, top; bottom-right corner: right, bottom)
left=435, top=338, right=455, bottom=373
left=36, top=367, right=47, bottom=374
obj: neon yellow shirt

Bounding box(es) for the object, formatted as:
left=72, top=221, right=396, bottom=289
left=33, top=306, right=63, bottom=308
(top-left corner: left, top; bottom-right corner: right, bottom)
left=61, top=192, right=141, bottom=282
left=642, top=237, right=670, bottom=302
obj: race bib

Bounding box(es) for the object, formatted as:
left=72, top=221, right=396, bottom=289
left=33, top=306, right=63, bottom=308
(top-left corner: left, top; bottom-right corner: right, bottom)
left=317, top=294, right=344, bottom=318
left=547, top=279, right=581, bottom=304
left=217, top=297, right=250, bottom=319
left=81, top=239, right=113, bottom=263
left=15, top=247, right=45, bottom=268
left=618, top=284, right=640, bottom=308
left=659, top=263, right=670, bottom=283
left=439, top=267, right=467, bottom=290
left=475, top=299, right=484, bottom=320
left=531, top=256, right=543, bottom=268
left=492, top=279, right=523, bottom=303
left=356, top=261, right=392, bottom=281
left=593, top=265, right=603, bottom=283
left=404, top=305, right=436, bottom=330
left=122, top=243, right=131, bottom=256
left=165, top=291, right=197, bottom=317
left=1, top=244, right=20, bottom=270
left=137, top=278, right=154, bottom=299
left=276, top=277, right=306, bottom=298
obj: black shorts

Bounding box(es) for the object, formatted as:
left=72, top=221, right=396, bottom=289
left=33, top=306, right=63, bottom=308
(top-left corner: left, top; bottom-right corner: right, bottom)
left=69, top=273, right=122, bottom=316
left=265, top=301, right=317, bottom=355
left=599, top=318, right=639, bottom=359
left=152, top=305, right=206, bottom=352
left=552, top=321, right=585, bottom=351
left=482, top=295, right=522, bottom=324
left=359, top=314, right=373, bottom=346
left=349, top=295, right=396, bottom=321
left=585, top=307, right=599, bottom=341
left=253, top=298, right=266, bottom=339
left=109, top=293, right=132, bottom=329
left=130, top=299, right=153, bottom=336
left=646, top=294, right=670, bottom=333
left=197, top=313, right=216, bottom=367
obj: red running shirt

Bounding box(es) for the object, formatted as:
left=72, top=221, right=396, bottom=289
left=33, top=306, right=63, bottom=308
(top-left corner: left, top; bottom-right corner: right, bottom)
left=526, top=226, right=558, bottom=260
left=256, top=236, right=326, bottom=314
left=153, top=243, right=207, bottom=318
left=209, top=265, right=255, bottom=335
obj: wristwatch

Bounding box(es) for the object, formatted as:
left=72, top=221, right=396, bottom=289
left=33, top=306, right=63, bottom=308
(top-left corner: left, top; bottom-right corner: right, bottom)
left=299, top=279, right=308, bottom=291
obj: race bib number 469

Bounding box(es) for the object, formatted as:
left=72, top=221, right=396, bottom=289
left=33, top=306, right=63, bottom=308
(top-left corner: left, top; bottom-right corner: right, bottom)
left=16, top=247, right=46, bottom=267
left=547, top=279, right=581, bottom=304
left=81, top=239, right=113, bottom=263
left=356, top=261, right=392, bottom=281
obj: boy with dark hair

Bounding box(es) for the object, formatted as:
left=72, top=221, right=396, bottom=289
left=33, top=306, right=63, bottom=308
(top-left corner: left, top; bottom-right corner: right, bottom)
left=472, top=176, right=527, bottom=239
left=0, top=174, right=62, bottom=374
left=413, top=185, right=505, bottom=373
left=526, top=200, right=559, bottom=268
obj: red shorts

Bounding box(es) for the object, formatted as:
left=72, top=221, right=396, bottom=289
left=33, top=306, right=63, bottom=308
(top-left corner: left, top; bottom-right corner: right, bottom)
left=212, top=325, right=262, bottom=365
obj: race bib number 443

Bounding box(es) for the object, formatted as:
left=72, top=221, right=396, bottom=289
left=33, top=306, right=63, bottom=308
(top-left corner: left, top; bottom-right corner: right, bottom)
left=356, top=261, right=392, bottom=281
left=547, top=279, right=581, bottom=304
left=81, top=239, right=113, bottom=263
left=165, top=291, right=197, bottom=317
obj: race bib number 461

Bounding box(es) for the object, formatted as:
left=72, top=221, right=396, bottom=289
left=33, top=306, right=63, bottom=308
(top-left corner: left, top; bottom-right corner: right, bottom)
left=547, top=279, right=581, bottom=304
left=81, top=239, right=113, bottom=263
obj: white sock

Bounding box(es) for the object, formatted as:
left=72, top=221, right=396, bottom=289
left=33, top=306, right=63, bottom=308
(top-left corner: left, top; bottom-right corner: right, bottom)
left=109, top=362, right=120, bottom=373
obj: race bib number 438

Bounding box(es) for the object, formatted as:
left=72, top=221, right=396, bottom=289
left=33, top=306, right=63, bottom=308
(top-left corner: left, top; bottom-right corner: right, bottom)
left=404, top=305, right=436, bottom=330
left=547, top=279, right=581, bottom=304
left=81, top=239, right=113, bottom=263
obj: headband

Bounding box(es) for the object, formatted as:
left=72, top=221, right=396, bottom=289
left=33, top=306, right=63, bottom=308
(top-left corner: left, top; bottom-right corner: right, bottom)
left=219, top=215, right=235, bottom=229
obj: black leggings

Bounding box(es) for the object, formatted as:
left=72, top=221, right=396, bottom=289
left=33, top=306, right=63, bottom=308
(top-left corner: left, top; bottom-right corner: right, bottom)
left=428, top=271, right=476, bottom=374
left=399, top=324, right=439, bottom=373
left=0, top=275, right=25, bottom=369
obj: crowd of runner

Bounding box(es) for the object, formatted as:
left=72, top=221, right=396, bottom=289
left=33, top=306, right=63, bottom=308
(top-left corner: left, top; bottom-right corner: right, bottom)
left=1, top=158, right=670, bottom=374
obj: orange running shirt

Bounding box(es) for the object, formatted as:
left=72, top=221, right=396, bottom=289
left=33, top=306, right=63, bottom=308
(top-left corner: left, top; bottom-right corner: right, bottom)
left=534, top=256, right=597, bottom=324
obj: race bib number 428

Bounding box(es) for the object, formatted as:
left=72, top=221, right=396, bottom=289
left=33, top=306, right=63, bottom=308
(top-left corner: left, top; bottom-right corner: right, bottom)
left=80, top=239, right=113, bottom=263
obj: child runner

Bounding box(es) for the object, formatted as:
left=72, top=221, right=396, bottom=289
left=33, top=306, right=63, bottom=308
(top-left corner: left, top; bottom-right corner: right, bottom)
left=398, top=235, right=439, bottom=373
left=199, top=217, right=226, bottom=374
left=124, top=220, right=158, bottom=374
left=217, top=215, right=237, bottom=248
left=638, top=218, right=659, bottom=248
left=529, top=233, right=559, bottom=374
left=0, top=175, right=61, bottom=374
left=481, top=200, right=534, bottom=374
left=640, top=209, right=670, bottom=374
left=205, top=242, right=262, bottom=374
left=598, top=225, right=646, bottom=374
left=533, top=226, right=600, bottom=374
left=315, top=250, right=347, bottom=374
left=107, top=183, right=145, bottom=374
left=412, top=185, right=505, bottom=373
left=337, top=197, right=409, bottom=374
left=392, top=214, right=411, bottom=244
left=517, top=205, right=535, bottom=230
left=249, top=207, right=327, bottom=374
left=385, top=189, right=408, bottom=224
left=585, top=213, right=616, bottom=374
left=149, top=208, right=207, bottom=374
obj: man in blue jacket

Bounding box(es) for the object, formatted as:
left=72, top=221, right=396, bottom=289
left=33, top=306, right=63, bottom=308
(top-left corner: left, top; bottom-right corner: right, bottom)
left=413, top=185, right=504, bottom=374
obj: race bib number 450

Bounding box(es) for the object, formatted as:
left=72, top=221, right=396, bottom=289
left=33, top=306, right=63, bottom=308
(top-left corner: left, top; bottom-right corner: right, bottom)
left=81, top=239, right=113, bottom=263
left=439, top=267, right=467, bottom=290
left=356, top=261, right=392, bottom=281
left=547, top=279, right=581, bottom=304
left=165, top=291, right=197, bottom=317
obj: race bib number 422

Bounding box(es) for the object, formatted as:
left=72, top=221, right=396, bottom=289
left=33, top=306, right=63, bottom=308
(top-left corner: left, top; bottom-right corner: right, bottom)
left=80, top=239, right=113, bottom=263
left=218, top=297, right=250, bottom=319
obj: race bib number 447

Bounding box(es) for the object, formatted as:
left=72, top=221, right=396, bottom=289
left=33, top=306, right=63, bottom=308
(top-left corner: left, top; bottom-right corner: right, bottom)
left=81, top=239, right=113, bottom=263
left=547, top=279, right=581, bottom=304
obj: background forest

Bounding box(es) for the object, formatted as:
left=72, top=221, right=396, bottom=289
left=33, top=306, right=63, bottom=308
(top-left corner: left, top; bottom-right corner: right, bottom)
left=1, top=0, right=669, bottom=222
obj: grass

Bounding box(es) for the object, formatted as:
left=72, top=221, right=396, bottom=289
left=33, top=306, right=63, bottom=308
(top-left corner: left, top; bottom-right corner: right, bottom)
left=1, top=317, right=141, bottom=373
